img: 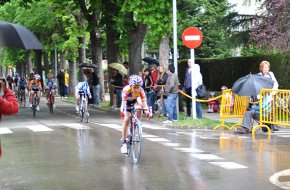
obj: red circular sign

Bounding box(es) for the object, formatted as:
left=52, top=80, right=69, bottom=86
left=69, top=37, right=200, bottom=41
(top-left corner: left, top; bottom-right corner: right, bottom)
left=182, top=27, right=203, bottom=49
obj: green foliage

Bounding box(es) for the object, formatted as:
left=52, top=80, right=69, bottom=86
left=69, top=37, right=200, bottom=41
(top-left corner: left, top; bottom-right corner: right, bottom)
left=178, top=52, right=290, bottom=91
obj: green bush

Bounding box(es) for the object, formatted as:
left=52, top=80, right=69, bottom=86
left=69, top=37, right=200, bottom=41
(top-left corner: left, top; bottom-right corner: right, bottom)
left=178, top=53, right=290, bottom=90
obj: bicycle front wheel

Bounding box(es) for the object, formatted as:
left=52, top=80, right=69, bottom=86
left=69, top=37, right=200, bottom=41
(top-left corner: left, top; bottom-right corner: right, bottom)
left=131, top=121, right=142, bottom=164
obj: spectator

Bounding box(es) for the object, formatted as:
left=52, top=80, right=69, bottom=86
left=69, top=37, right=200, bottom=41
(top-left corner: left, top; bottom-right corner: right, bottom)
left=192, top=64, right=203, bottom=119
left=0, top=78, right=19, bottom=118
left=110, top=69, right=123, bottom=108
left=162, top=64, right=179, bottom=124
left=143, top=68, right=154, bottom=109
left=91, top=69, right=100, bottom=107
left=64, top=70, right=69, bottom=97
left=156, top=65, right=168, bottom=117
left=57, top=68, right=65, bottom=98
left=123, top=61, right=129, bottom=75
left=150, top=64, right=158, bottom=113
left=183, top=59, right=192, bottom=117
left=258, top=61, right=279, bottom=89
left=6, top=75, right=13, bottom=89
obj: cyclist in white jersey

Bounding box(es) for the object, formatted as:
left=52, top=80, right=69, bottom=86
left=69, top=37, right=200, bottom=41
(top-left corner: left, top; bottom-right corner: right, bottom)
left=75, top=77, right=92, bottom=114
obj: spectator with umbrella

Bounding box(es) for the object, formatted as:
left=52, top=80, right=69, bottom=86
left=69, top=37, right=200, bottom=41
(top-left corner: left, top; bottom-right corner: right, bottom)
left=233, top=61, right=278, bottom=133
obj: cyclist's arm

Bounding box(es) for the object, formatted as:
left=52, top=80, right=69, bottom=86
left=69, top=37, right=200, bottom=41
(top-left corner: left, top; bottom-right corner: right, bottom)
left=139, top=88, right=149, bottom=110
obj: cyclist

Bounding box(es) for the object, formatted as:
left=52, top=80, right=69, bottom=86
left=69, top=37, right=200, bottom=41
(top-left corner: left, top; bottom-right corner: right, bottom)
left=17, top=75, right=27, bottom=100
left=28, top=74, right=42, bottom=111
left=44, top=72, right=56, bottom=108
left=120, top=75, right=150, bottom=154
left=74, top=76, right=92, bottom=114
left=13, top=73, right=20, bottom=92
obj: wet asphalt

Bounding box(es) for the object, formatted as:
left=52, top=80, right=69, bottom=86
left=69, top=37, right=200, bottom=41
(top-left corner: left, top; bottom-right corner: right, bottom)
left=0, top=98, right=289, bottom=190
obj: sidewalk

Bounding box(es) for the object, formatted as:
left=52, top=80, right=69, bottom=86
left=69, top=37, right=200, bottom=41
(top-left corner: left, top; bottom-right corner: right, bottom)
left=104, top=93, right=239, bottom=124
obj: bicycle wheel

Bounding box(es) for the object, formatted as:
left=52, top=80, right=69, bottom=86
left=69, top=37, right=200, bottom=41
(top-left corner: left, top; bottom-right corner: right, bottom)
left=84, top=111, right=89, bottom=123
left=131, top=120, right=142, bottom=164
left=32, top=96, right=36, bottom=117
left=80, top=104, right=84, bottom=122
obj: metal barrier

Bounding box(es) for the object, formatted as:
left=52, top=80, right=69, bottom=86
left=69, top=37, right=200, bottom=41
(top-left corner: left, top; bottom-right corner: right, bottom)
left=252, top=89, right=290, bottom=137
left=213, top=89, right=248, bottom=130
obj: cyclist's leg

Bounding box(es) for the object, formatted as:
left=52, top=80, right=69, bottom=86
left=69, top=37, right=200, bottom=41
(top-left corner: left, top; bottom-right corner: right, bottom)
left=29, top=91, right=33, bottom=106
left=36, top=91, right=41, bottom=105
left=51, top=90, right=55, bottom=104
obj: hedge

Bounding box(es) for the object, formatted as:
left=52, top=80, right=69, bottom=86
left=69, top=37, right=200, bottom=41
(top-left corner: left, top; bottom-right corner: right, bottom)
left=178, top=53, right=290, bottom=91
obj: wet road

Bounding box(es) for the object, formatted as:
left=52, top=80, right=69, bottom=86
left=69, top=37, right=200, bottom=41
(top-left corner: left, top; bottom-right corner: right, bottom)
left=0, top=98, right=290, bottom=190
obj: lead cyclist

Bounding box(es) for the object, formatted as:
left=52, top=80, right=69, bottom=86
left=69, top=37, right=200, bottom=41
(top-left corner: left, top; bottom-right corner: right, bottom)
left=120, top=75, right=150, bottom=154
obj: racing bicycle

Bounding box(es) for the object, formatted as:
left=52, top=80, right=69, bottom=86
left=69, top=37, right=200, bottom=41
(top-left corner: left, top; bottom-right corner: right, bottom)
left=125, top=106, right=152, bottom=164
left=31, top=89, right=39, bottom=117
left=18, top=88, right=26, bottom=108
left=47, top=88, right=54, bottom=114
left=78, top=91, right=89, bottom=123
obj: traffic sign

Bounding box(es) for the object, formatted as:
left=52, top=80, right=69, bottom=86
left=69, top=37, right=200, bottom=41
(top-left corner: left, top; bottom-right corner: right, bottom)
left=182, top=27, right=203, bottom=49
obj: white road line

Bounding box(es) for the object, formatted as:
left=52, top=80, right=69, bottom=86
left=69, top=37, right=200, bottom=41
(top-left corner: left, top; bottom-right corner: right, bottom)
left=161, top=143, right=180, bottom=147
left=0, top=127, right=13, bottom=134
left=174, top=147, right=204, bottom=153
left=277, top=135, right=290, bottom=138
left=145, top=137, right=171, bottom=142
left=209, top=162, right=248, bottom=170
left=190, top=154, right=223, bottom=160
left=270, top=169, right=290, bottom=189
left=142, top=123, right=166, bottom=130
left=142, top=134, right=158, bottom=138
left=62, top=123, right=90, bottom=130
left=26, top=125, right=54, bottom=132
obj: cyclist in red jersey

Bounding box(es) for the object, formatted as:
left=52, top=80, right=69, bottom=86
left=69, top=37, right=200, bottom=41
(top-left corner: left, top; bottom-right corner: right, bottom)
left=0, top=78, right=18, bottom=120
left=120, top=75, right=149, bottom=154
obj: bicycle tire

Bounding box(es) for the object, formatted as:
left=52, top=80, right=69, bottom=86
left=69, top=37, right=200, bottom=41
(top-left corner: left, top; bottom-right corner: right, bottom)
left=131, top=120, right=142, bottom=164
left=84, top=111, right=89, bottom=123
left=32, top=96, right=36, bottom=117
left=49, top=94, right=53, bottom=114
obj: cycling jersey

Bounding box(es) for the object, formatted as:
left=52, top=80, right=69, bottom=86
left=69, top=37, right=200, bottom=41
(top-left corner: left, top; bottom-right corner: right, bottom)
left=75, top=81, right=91, bottom=97
left=18, top=79, right=27, bottom=87
left=121, top=85, right=146, bottom=102
left=28, top=80, right=42, bottom=91
left=45, top=79, right=56, bottom=89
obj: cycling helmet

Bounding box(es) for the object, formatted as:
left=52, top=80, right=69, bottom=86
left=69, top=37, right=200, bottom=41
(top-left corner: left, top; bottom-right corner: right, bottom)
left=35, top=74, right=41, bottom=81
left=14, top=73, right=19, bottom=78
left=129, top=75, right=143, bottom=86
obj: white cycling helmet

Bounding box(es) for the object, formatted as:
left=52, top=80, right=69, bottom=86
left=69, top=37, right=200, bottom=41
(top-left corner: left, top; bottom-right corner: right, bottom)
left=35, top=74, right=41, bottom=81
left=129, top=75, right=143, bottom=86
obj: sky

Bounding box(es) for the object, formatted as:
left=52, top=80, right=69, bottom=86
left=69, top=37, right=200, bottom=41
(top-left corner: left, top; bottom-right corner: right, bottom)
left=227, top=0, right=261, bottom=15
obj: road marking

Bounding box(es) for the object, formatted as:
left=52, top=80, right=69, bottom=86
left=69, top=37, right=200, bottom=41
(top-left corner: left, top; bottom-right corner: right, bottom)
left=270, top=169, right=290, bottom=189
left=142, top=123, right=166, bottom=130
left=209, top=162, right=248, bottom=170
left=26, top=125, right=54, bottom=132
left=142, top=134, right=158, bottom=138
left=190, top=154, right=223, bottom=160
left=62, top=123, right=90, bottom=130
left=175, top=147, right=204, bottom=153
left=0, top=127, right=13, bottom=134
left=162, top=142, right=180, bottom=147
left=145, top=137, right=171, bottom=142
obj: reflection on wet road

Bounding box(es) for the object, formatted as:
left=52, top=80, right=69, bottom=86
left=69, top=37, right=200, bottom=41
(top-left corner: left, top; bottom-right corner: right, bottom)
left=0, top=98, right=289, bottom=189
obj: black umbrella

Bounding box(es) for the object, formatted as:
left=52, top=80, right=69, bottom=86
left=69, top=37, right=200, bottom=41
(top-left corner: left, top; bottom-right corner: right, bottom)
left=142, top=57, right=159, bottom=66
left=232, top=74, right=274, bottom=96
left=0, top=21, right=43, bottom=50
left=79, top=62, right=97, bottom=69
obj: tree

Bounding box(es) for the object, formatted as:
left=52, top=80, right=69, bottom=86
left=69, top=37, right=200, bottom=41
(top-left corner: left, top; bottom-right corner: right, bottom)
left=250, top=0, right=289, bottom=52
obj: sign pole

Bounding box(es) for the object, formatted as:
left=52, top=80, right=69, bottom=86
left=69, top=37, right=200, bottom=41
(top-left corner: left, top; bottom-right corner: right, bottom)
left=190, top=48, right=196, bottom=119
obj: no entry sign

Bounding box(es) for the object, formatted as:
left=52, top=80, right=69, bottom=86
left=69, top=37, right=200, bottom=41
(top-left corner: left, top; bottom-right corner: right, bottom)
left=182, top=27, right=203, bottom=49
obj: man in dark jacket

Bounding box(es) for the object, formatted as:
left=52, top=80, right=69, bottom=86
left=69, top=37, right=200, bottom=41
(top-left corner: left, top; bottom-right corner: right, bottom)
left=57, top=68, right=65, bottom=98
left=92, top=69, right=100, bottom=107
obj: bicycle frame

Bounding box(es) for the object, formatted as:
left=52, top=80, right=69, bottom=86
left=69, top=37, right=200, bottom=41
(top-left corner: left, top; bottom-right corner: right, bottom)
left=79, top=92, right=89, bottom=123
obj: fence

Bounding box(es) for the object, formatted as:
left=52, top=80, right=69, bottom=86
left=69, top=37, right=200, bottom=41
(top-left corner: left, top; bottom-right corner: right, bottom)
left=213, top=89, right=248, bottom=130
left=252, top=89, right=290, bottom=137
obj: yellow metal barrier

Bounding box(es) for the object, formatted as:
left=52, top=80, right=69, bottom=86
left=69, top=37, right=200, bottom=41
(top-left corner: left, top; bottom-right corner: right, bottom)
left=252, top=89, right=290, bottom=138
left=213, top=89, right=248, bottom=130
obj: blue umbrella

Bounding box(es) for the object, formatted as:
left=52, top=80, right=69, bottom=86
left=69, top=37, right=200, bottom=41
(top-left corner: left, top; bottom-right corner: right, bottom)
left=232, top=74, right=274, bottom=96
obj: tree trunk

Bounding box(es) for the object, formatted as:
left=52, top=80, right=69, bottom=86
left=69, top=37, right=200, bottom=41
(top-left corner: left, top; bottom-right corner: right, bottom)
left=26, top=51, right=32, bottom=75
left=106, top=28, right=120, bottom=105
left=43, top=51, right=50, bottom=76
left=69, top=58, right=77, bottom=97
left=159, top=36, right=170, bottom=70
left=95, top=30, right=104, bottom=102
left=60, top=51, right=66, bottom=70
left=78, top=36, right=86, bottom=81
left=128, top=23, right=147, bottom=75
left=35, top=50, right=43, bottom=87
